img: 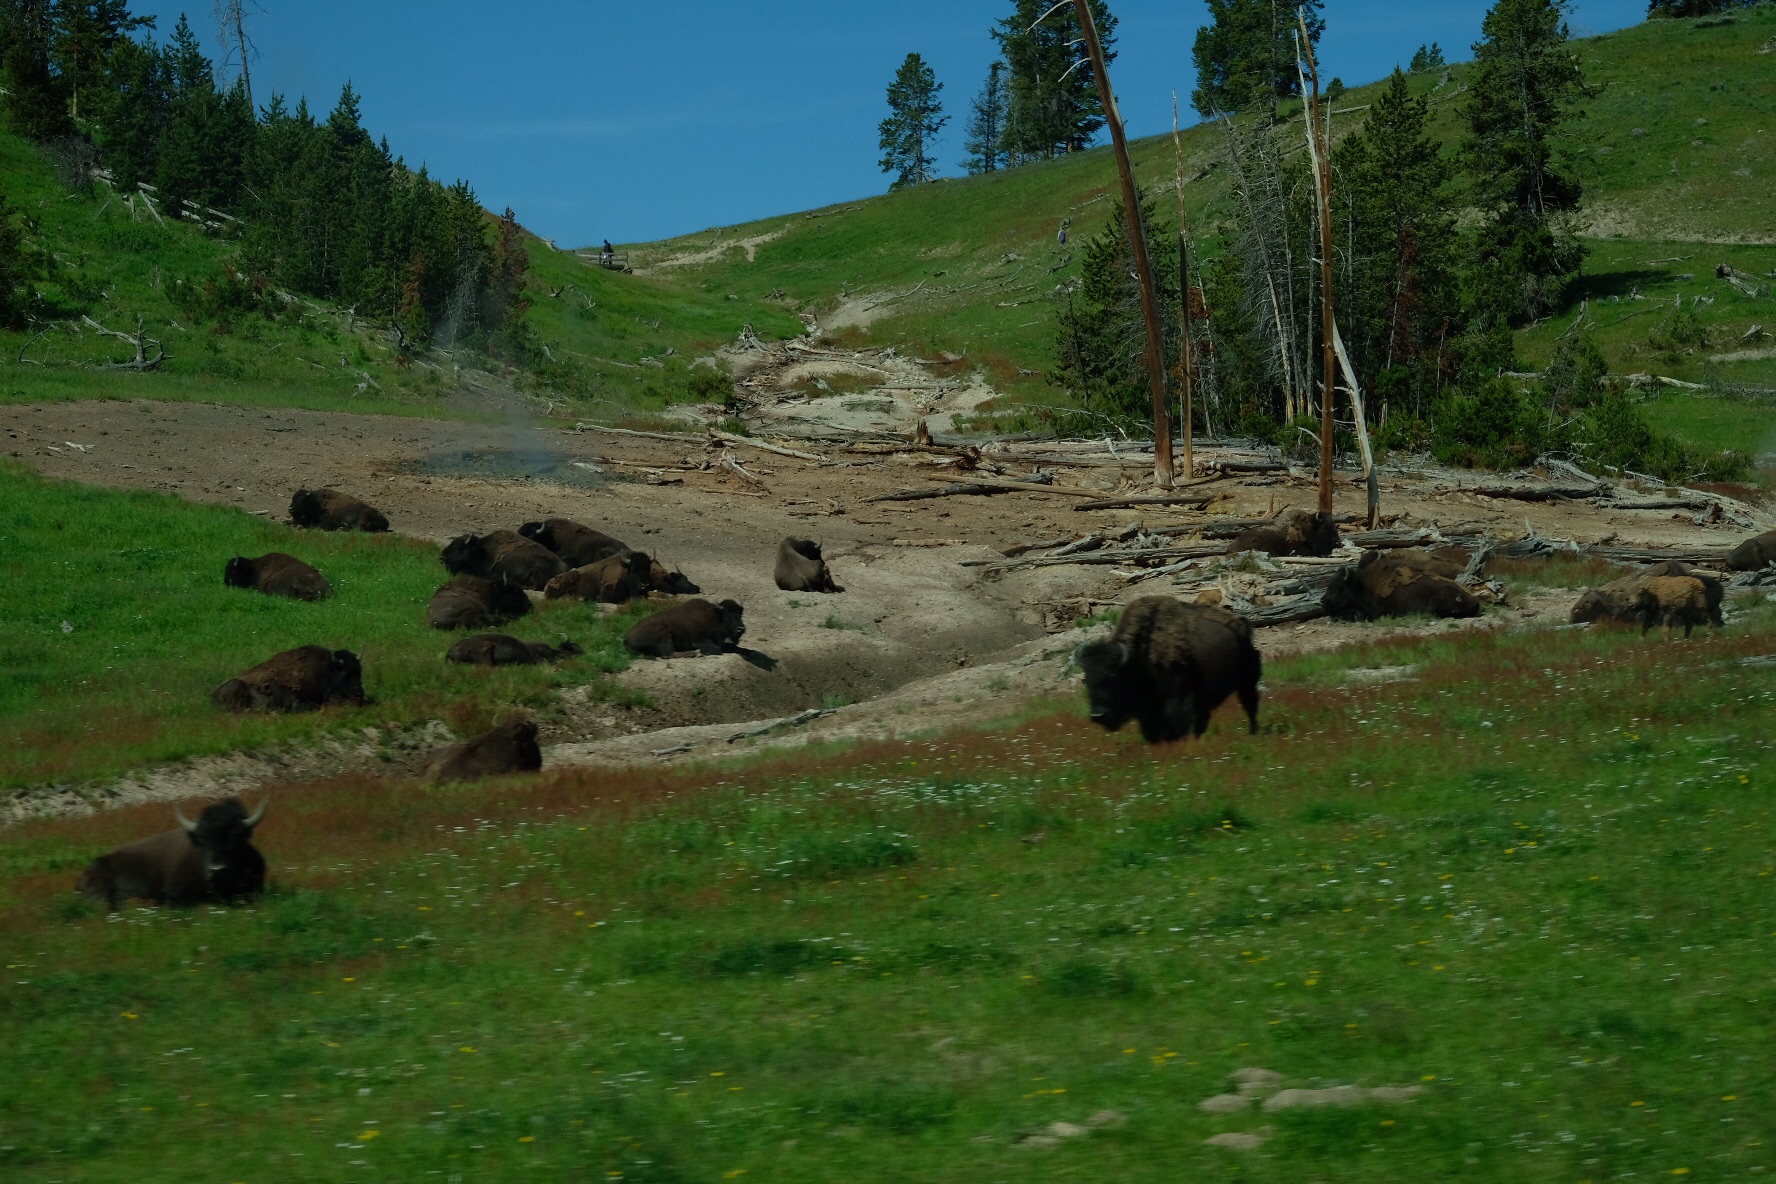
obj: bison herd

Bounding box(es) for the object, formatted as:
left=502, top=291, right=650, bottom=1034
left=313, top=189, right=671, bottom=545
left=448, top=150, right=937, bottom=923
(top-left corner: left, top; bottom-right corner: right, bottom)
left=79, top=487, right=1776, bottom=912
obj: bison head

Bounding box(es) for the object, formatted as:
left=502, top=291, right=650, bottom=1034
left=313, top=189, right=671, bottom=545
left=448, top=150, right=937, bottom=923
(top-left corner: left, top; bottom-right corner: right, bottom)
left=716, top=599, right=747, bottom=647
left=1320, top=569, right=1365, bottom=620
left=517, top=520, right=549, bottom=548
left=175, top=797, right=265, bottom=889
left=326, top=649, right=368, bottom=706
left=1569, top=589, right=1610, bottom=625
left=651, top=561, right=700, bottom=594
left=440, top=534, right=484, bottom=574
left=788, top=538, right=824, bottom=561
left=1074, top=639, right=1134, bottom=732
left=1303, top=511, right=1340, bottom=557
left=223, top=556, right=256, bottom=589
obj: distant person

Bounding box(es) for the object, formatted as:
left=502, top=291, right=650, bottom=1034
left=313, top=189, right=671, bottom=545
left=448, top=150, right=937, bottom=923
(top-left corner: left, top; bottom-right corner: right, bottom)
left=1058, top=219, right=1069, bottom=247
left=601, top=239, right=615, bottom=264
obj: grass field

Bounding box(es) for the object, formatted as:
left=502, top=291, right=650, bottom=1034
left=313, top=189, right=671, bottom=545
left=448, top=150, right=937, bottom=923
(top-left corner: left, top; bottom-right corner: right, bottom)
left=0, top=461, right=649, bottom=788
left=1, top=604, right=1773, bottom=1181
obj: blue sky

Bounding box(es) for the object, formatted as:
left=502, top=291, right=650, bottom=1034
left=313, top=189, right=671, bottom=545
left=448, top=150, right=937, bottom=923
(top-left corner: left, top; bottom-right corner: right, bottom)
left=133, top=1, right=1649, bottom=248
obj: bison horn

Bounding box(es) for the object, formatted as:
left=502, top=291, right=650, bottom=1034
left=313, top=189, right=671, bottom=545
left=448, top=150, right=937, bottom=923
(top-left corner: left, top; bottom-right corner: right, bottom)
left=244, top=797, right=268, bottom=828
left=174, top=805, right=198, bottom=833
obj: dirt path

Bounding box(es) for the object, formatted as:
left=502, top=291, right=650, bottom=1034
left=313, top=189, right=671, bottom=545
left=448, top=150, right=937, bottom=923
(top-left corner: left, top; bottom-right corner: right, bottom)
left=3, top=396, right=1767, bottom=821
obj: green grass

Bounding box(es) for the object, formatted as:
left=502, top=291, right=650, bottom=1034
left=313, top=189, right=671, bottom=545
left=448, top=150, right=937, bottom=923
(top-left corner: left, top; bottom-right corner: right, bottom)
left=0, top=460, right=648, bottom=787
left=2, top=608, right=1774, bottom=1180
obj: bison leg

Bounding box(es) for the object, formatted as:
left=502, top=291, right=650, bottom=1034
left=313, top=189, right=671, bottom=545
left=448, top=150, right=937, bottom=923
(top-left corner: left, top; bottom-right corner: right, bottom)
left=1237, top=684, right=1261, bottom=734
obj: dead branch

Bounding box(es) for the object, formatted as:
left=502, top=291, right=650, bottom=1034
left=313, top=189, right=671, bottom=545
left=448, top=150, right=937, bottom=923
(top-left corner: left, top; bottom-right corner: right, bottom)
left=574, top=422, right=705, bottom=443
left=1073, top=492, right=1219, bottom=512
left=917, top=472, right=1113, bottom=498
left=1447, top=482, right=1606, bottom=502
left=82, top=315, right=166, bottom=370
left=719, top=450, right=768, bottom=489
left=867, top=483, right=1013, bottom=503
left=708, top=429, right=826, bottom=462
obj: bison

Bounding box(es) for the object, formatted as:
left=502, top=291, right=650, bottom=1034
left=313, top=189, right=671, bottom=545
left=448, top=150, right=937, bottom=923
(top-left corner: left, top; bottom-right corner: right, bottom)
left=646, top=559, right=700, bottom=595
left=624, top=598, right=746, bottom=658
left=426, top=574, right=532, bottom=631
left=544, top=550, right=653, bottom=603
left=212, top=646, right=366, bottom=712
left=446, top=634, right=583, bottom=666
left=77, top=797, right=267, bottom=911
left=1727, top=530, right=1776, bottom=572
left=289, top=488, right=388, bottom=532
left=1227, top=508, right=1340, bottom=558
left=1634, top=575, right=1713, bottom=638
left=427, top=717, right=542, bottom=783
left=223, top=552, right=332, bottom=602
left=1572, top=563, right=1723, bottom=630
left=440, top=530, right=566, bottom=591
left=1075, top=596, right=1262, bottom=744
left=519, top=518, right=632, bottom=568
left=775, top=537, right=843, bottom=593
left=1323, top=550, right=1481, bottom=621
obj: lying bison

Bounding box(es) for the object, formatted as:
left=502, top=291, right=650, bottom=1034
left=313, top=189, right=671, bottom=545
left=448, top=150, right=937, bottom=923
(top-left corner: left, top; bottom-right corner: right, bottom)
left=544, top=551, right=653, bottom=603
left=1228, top=508, right=1339, bottom=558
left=427, top=574, right=532, bottom=631
left=519, top=518, right=631, bottom=568
left=1728, top=530, right=1776, bottom=572
left=647, top=559, right=701, bottom=594
left=446, top=634, right=583, bottom=666
left=427, top=718, right=542, bottom=783
left=441, top=530, right=566, bottom=591
left=1323, top=550, right=1480, bottom=621
left=289, top=488, right=388, bottom=532
left=624, top=598, right=746, bottom=658
left=223, top=552, right=332, bottom=601
left=212, top=646, right=366, bottom=712
left=775, top=537, right=843, bottom=593
left=77, top=797, right=267, bottom=911
left=1075, top=597, right=1262, bottom=743
left=1571, top=563, right=1723, bottom=631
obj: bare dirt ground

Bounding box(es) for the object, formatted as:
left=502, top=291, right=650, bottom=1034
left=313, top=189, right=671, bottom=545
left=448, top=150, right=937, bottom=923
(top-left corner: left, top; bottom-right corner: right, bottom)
left=3, top=388, right=1770, bottom=822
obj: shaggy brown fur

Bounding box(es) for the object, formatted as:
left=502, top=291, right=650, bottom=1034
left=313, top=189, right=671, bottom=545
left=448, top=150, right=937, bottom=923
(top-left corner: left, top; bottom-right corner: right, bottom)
left=544, top=551, right=653, bottom=603
left=426, top=575, right=532, bottom=631
left=1727, top=530, right=1776, bottom=572
left=519, top=518, right=631, bottom=568
left=289, top=488, right=388, bottom=532
left=1074, top=596, right=1262, bottom=744
left=774, top=537, right=843, bottom=593
left=77, top=798, right=266, bottom=910
left=211, top=646, right=366, bottom=712
left=1633, top=575, right=1713, bottom=638
left=427, top=718, right=542, bottom=783
left=1571, top=564, right=1723, bottom=630
left=440, top=530, right=566, bottom=591
left=1227, top=508, right=1339, bottom=558
left=624, top=598, right=746, bottom=658
left=445, top=634, right=583, bottom=666
left=223, top=553, right=332, bottom=601
left=1323, top=550, right=1480, bottom=621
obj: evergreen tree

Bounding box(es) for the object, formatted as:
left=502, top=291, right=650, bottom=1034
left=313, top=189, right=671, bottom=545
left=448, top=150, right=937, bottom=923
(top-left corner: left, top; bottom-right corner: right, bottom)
left=51, top=0, right=149, bottom=121
left=1408, top=42, right=1445, bottom=72
left=1461, top=0, right=1589, bottom=327
left=155, top=15, right=251, bottom=212
left=3, top=1, right=73, bottom=140
left=878, top=52, right=945, bottom=189
left=962, top=60, right=1008, bottom=174
left=1333, top=69, right=1460, bottom=424
left=0, top=189, right=34, bottom=328
left=993, top=0, right=1115, bottom=159
left=1648, top=0, right=1754, bottom=15
left=1191, top=0, right=1324, bottom=120
left=88, top=32, right=168, bottom=190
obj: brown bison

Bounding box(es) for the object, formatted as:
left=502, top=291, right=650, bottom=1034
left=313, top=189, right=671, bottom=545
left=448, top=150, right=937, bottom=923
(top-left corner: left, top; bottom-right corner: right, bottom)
left=441, top=530, right=566, bottom=591
left=427, top=717, right=542, bottom=783
left=1634, top=575, right=1713, bottom=638
left=1323, top=550, right=1480, bottom=621
left=289, top=488, right=388, bottom=532
left=446, top=634, right=583, bottom=666
left=544, top=551, right=653, bottom=603
left=1228, top=508, right=1340, bottom=558
left=775, top=537, right=843, bottom=593
left=212, top=646, right=366, bottom=712
left=519, top=518, right=632, bottom=568
left=426, top=574, right=533, bottom=631
left=1571, top=563, right=1723, bottom=630
left=77, top=797, right=267, bottom=911
left=1075, top=596, right=1262, bottom=744
left=646, top=559, right=701, bottom=594
left=624, top=598, right=746, bottom=658
left=1727, top=530, right=1776, bottom=572
left=223, top=552, right=332, bottom=601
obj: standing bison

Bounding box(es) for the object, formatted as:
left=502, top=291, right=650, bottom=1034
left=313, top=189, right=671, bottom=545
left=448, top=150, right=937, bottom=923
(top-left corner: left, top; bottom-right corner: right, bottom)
left=289, top=488, right=388, bottom=532
left=223, top=553, right=332, bottom=601
left=446, top=634, right=583, bottom=666
left=1227, top=509, right=1339, bottom=558
left=1323, top=550, right=1480, bottom=621
left=441, top=530, right=566, bottom=591
left=77, top=797, right=267, bottom=910
left=1728, top=530, right=1776, bottom=572
left=775, top=538, right=843, bottom=593
left=212, top=646, right=366, bottom=712
left=427, top=574, right=532, bottom=630
left=1634, top=575, right=1713, bottom=638
left=1571, top=563, right=1723, bottom=630
left=624, top=598, right=746, bottom=658
left=427, top=718, right=542, bottom=783
left=1075, top=596, right=1262, bottom=744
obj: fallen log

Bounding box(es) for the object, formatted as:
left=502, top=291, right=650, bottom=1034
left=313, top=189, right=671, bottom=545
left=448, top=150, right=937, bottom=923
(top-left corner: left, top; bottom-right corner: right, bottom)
left=981, top=542, right=1227, bottom=575
left=575, top=422, right=704, bottom=443
left=1000, top=536, right=1079, bottom=558
left=1246, top=597, right=1330, bottom=627
left=1072, top=486, right=1222, bottom=512
left=83, top=314, right=166, bottom=371
left=1206, top=460, right=1289, bottom=475
left=1599, top=497, right=1714, bottom=512
left=1586, top=544, right=1733, bottom=566
left=708, top=429, right=826, bottom=463
left=727, top=707, right=835, bottom=744
left=719, top=451, right=768, bottom=489
left=867, top=482, right=1013, bottom=503
left=1447, top=482, right=1606, bottom=501
left=1200, top=512, right=1363, bottom=540
left=917, top=471, right=1112, bottom=498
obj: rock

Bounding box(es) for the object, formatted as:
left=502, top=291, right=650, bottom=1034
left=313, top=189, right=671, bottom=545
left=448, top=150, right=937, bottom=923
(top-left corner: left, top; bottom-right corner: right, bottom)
left=1087, top=1109, right=1128, bottom=1129
left=1199, top=1093, right=1251, bottom=1113
left=1262, top=1085, right=1366, bottom=1111
left=1047, top=1121, right=1088, bottom=1138
left=1231, top=1066, right=1285, bottom=1092
left=1366, top=1085, right=1427, bottom=1104
left=1204, top=1131, right=1267, bottom=1150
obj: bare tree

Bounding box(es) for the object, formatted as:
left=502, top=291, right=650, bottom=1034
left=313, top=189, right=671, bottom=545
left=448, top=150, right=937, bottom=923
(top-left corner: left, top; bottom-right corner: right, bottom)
left=213, top=0, right=262, bottom=109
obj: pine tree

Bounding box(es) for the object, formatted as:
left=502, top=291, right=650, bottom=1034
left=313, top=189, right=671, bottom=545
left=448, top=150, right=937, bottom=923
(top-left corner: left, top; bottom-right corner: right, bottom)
left=0, top=189, right=34, bottom=328
left=50, top=0, right=149, bottom=121
left=1408, top=42, right=1445, bottom=72
left=963, top=60, right=1008, bottom=174
left=3, top=1, right=73, bottom=140
left=88, top=33, right=168, bottom=190
left=993, top=0, right=1116, bottom=159
left=1648, top=0, right=1754, bottom=15
left=1461, top=0, right=1589, bottom=327
left=878, top=53, right=946, bottom=189
left=1191, top=0, right=1324, bottom=120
